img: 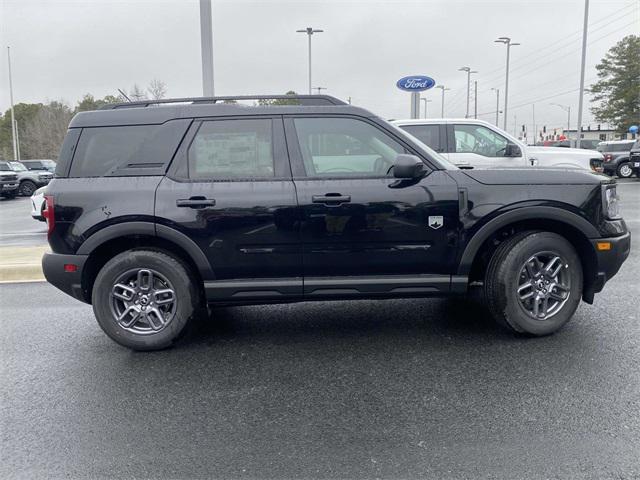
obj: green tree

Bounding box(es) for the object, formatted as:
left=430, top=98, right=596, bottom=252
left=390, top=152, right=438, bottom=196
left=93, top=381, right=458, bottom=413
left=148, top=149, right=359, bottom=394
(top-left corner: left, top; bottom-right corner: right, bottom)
left=0, top=103, right=43, bottom=160
left=258, top=91, right=300, bottom=106
left=21, top=101, right=74, bottom=160
left=590, top=35, right=640, bottom=133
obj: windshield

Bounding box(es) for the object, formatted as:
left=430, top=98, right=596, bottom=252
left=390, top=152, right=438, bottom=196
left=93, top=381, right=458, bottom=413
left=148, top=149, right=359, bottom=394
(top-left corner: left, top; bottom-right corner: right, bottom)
left=9, top=162, right=27, bottom=171
left=387, top=122, right=459, bottom=170
left=0, top=163, right=11, bottom=171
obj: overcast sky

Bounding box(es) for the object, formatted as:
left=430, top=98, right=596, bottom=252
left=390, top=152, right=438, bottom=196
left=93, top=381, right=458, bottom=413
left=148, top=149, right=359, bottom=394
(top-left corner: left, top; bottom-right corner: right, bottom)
left=1, top=0, right=638, bottom=135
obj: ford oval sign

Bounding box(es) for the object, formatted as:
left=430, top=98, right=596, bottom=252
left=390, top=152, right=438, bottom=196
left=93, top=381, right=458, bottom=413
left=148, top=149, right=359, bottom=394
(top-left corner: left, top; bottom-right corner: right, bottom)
left=396, top=75, right=436, bottom=92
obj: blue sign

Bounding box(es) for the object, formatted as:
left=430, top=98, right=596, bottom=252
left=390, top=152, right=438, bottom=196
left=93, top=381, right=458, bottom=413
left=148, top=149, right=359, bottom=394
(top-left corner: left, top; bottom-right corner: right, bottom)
left=396, top=75, right=436, bottom=92
left=629, top=125, right=638, bottom=134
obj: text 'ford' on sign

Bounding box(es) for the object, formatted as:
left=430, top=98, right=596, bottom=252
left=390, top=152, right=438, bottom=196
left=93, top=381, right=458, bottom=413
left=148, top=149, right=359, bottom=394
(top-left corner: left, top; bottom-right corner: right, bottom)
left=396, top=76, right=436, bottom=92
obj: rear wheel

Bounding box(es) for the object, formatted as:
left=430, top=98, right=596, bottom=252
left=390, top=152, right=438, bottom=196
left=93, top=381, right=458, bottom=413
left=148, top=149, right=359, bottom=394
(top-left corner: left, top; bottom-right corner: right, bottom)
left=617, top=162, right=633, bottom=178
left=485, top=231, right=583, bottom=336
left=92, top=249, right=199, bottom=350
left=19, top=180, right=37, bottom=196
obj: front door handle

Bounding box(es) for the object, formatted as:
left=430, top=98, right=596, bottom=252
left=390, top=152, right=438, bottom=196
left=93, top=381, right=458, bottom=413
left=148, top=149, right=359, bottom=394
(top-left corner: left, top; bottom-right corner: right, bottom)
left=176, top=197, right=216, bottom=208
left=312, top=194, right=351, bottom=206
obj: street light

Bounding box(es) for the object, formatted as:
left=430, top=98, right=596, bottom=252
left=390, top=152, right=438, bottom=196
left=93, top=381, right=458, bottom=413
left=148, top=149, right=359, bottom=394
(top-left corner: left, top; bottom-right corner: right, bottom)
left=550, top=103, right=572, bottom=137
left=458, top=67, right=477, bottom=118
left=491, top=88, right=500, bottom=126
left=435, top=85, right=450, bottom=118
left=296, top=27, right=324, bottom=95
left=421, top=98, right=432, bottom=119
left=494, top=37, right=520, bottom=131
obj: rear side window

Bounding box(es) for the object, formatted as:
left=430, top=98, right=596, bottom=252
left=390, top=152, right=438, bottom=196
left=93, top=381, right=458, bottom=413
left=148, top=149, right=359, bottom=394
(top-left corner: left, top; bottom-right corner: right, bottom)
left=69, top=120, right=190, bottom=177
left=186, top=119, right=274, bottom=179
left=400, top=124, right=441, bottom=152
left=55, top=129, right=81, bottom=177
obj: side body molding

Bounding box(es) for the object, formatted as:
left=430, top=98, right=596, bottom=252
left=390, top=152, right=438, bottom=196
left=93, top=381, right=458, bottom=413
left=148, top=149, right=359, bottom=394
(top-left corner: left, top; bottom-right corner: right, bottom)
left=457, top=206, right=600, bottom=276
left=76, top=221, right=214, bottom=280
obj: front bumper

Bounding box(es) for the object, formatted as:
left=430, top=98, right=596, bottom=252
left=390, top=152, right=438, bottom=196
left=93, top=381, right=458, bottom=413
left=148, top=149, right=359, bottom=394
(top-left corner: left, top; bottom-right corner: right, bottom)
left=583, top=231, right=631, bottom=302
left=42, top=252, right=89, bottom=303
left=1, top=183, right=18, bottom=191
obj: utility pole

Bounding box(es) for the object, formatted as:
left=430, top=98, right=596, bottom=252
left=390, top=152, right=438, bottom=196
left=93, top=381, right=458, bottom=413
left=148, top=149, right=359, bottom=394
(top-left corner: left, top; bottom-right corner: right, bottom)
left=435, top=85, right=450, bottom=118
left=576, top=0, right=589, bottom=148
left=532, top=104, right=536, bottom=145
left=495, top=37, right=520, bottom=131
left=491, top=88, right=500, bottom=126
left=458, top=67, right=477, bottom=118
left=420, top=98, right=432, bottom=119
left=199, top=0, right=214, bottom=96
left=296, top=27, right=323, bottom=94
left=513, top=114, right=517, bottom=137
left=474, top=80, right=478, bottom=119
left=7, top=47, right=18, bottom=162
left=550, top=103, right=571, bottom=136
left=14, top=121, right=21, bottom=161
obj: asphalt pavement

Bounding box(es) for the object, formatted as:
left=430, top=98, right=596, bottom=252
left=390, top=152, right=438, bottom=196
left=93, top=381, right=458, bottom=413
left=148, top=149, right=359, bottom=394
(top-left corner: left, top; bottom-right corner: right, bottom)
left=0, top=196, right=47, bottom=247
left=1, top=181, right=639, bottom=479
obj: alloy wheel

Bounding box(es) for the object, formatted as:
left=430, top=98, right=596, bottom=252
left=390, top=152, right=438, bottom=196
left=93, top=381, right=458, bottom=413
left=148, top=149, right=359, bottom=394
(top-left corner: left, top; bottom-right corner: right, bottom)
left=516, top=252, right=571, bottom=320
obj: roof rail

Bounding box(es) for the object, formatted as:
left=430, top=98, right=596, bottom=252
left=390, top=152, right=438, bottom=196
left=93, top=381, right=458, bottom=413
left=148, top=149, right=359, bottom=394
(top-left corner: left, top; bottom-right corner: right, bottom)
left=99, top=95, right=348, bottom=110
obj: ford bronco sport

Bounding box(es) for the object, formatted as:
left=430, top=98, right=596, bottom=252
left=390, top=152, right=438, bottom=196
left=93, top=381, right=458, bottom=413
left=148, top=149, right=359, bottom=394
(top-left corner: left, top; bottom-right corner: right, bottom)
left=42, top=95, right=630, bottom=350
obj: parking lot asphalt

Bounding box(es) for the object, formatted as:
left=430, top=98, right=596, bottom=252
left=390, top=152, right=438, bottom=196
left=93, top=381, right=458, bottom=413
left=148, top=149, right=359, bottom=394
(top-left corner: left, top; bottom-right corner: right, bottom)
left=0, top=196, right=47, bottom=247
left=1, top=180, right=639, bottom=479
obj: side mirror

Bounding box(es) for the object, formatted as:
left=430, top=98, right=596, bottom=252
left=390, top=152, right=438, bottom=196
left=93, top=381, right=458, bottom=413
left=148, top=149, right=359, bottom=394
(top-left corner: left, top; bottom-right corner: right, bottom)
left=505, top=143, right=522, bottom=157
left=392, top=154, right=427, bottom=179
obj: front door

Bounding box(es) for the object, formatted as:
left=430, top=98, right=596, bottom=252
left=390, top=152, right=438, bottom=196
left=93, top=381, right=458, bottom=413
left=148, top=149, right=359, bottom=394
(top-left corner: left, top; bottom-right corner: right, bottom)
left=155, top=116, right=302, bottom=299
left=448, top=123, right=526, bottom=168
left=285, top=116, right=459, bottom=297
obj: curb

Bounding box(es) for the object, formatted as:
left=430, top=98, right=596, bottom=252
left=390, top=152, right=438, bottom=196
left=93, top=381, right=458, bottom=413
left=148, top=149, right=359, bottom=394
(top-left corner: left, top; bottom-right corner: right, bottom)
left=0, top=246, right=48, bottom=282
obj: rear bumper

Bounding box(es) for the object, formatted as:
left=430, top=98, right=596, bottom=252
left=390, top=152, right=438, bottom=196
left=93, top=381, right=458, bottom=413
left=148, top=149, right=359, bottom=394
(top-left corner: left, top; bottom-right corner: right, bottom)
left=583, top=231, right=631, bottom=302
left=42, top=252, right=89, bottom=303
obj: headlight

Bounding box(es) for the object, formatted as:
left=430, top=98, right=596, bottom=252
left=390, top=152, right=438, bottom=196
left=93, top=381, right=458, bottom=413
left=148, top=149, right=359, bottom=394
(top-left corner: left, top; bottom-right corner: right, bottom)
left=602, top=184, right=621, bottom=219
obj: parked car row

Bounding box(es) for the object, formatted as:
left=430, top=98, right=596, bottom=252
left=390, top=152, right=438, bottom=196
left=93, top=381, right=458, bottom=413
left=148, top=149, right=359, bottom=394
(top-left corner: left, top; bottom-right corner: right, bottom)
left=0, top=159, right=55, bottom=199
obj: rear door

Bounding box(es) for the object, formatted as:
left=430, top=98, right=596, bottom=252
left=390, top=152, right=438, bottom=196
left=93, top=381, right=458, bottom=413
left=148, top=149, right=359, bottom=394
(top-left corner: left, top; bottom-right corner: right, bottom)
left=155, top=116, right=302, bottom=300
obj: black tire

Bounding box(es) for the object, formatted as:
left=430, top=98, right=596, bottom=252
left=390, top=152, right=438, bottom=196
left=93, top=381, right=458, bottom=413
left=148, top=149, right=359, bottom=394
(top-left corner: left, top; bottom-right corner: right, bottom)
left=1, top=191, right=17, bottom=199
left=485, top=231, right=583, bottom=336
left=92, top=249, right=199, bottom=350
left=616, top=162, right=633, bottom=178
left=19, top=180, right=37, bottom=197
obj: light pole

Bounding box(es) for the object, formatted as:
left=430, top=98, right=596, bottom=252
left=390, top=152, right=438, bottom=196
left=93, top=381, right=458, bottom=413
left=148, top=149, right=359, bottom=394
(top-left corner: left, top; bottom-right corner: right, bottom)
left=576, top=0, right=590, bottom=148
left=494, top=37, right=520, bottom=131
left=296, top=27, right=323, bottom=94
left=458, top=66, right=477, bottom=118
left=314, top=86, right=327, bottom=94
left=491, top=88, right=500, bottom=126
left=199, top=0, right=214, bottom=96
left=550, top=103, right=572, bottom=136
left=420, top=98, right=432, bottom=119
left=7, top=47, right=18, bottom=161
left=435, top=85, right=450, bottom=118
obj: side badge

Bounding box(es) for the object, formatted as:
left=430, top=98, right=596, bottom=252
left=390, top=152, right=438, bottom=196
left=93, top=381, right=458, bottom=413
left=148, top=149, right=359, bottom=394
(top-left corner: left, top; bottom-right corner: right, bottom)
left=428, top=216, right=443, bottom=230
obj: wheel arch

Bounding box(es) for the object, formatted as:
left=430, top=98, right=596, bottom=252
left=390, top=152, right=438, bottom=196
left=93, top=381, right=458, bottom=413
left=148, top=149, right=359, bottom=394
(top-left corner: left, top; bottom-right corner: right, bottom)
left=77, top=222, right=213, bottom=303
left=460, top=207, right=599, bottom=302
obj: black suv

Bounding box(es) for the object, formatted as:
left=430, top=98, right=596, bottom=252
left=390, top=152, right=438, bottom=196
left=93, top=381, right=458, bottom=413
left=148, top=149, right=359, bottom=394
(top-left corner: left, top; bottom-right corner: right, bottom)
left=598, top=140, right=636, bottom=178
left=42, top=95, right=631, bottom=350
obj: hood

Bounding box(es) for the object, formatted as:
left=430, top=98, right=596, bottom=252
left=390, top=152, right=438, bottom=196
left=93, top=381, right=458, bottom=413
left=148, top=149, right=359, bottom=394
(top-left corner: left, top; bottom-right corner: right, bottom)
left=462, top=168, right=609, bottom=185
left=528, top=146, right=602, bottom=158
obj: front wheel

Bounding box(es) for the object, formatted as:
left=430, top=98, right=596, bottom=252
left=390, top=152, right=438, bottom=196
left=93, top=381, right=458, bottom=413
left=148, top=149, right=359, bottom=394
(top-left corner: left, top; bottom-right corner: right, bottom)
left=617, top=163, right=633, bottom=178
left=485, top=231, right=583, bottom=336
left=19, top=180, right=37, bottom=196
left=92, top=249, right=199, bottom=350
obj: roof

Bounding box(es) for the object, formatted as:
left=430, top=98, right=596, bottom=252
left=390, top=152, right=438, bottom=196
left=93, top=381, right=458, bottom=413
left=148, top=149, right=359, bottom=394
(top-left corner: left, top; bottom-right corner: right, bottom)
left=70, top=95, right=375, bottom=128
left=391, top=118, right=496, bottom=126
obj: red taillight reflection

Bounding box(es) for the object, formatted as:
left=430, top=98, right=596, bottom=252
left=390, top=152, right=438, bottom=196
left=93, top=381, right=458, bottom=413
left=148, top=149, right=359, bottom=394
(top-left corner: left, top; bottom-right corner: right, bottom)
left=43, top=195, right=55, bottom=237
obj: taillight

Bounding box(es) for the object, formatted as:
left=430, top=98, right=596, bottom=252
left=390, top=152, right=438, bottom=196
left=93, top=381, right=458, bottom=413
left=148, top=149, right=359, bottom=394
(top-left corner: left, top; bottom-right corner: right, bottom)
left=42, top=195, right=55, bottom=237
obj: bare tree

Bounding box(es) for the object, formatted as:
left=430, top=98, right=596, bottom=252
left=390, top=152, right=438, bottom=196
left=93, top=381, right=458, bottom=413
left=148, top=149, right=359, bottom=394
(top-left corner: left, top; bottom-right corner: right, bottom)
left=147, top=79, right=167, bottom=100
left=129, top=84, right=147, bottom=101
left=21, top=101, right=74, bottom=159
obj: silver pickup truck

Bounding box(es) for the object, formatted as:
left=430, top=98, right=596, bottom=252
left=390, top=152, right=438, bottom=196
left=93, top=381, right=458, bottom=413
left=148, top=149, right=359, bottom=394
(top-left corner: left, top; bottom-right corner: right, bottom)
left=8, top=161, right=53, bottom=196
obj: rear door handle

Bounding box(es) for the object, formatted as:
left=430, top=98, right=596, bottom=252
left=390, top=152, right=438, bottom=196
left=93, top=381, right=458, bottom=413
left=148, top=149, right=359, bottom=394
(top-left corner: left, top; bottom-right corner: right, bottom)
left=176, top=197, right=216, bottom=208
left=312, top=194, right=351, bottom=206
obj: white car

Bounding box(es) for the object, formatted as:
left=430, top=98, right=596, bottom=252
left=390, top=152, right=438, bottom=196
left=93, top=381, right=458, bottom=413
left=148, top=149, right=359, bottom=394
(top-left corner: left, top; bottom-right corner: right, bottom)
left=30, top=186, right=46, bottom=221
left=392, top=118, right=604, bottom=172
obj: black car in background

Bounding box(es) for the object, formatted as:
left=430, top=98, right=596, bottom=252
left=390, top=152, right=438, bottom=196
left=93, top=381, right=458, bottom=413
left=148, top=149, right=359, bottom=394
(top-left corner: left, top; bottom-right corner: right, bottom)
left=20, top=159, right=56, bottom=172
left=41, top=95, right=630, bottom=350
left=597, top=140, right=636, bottom=178
left=627, top=139, right=640, bottom=177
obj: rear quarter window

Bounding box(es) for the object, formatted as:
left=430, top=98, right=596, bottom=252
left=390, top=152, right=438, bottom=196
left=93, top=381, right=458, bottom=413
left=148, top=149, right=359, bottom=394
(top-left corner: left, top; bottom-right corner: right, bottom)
left=69, top=119, right=190, bottom=178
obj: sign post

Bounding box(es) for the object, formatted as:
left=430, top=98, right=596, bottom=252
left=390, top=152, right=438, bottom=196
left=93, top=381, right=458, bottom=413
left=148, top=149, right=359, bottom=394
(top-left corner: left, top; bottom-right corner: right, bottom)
left=396, top=75, right=436, bottom=119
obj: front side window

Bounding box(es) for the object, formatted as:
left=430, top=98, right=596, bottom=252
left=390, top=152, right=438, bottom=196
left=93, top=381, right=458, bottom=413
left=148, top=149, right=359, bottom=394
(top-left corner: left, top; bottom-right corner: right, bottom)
left=187, top=119, right=274, bottom=179
left=399, top=124, right=441, bottom=152
left=453, top=124, right=510, bottom=157
left=293, top=117, right=406, bottom=177
left=9, top=162, right=27, bottom=171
